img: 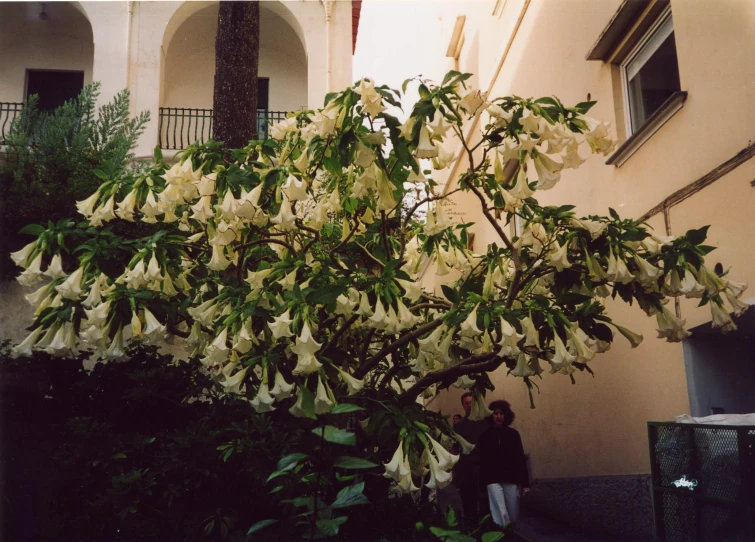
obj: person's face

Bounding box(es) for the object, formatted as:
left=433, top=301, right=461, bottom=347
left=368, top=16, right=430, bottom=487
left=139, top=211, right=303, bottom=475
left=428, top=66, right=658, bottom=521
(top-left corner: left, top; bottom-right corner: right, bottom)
left=492, top=408, right=505, bottom=427
left=453, top=414, right=462, bottom=423
left=462, top=396, right=473, bottom=416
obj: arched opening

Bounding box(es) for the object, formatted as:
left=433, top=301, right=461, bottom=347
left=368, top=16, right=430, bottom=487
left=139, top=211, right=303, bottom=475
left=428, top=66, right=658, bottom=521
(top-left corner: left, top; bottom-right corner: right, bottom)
left=160, top=1, right=307, bottom=149
left=0, top=2, right=94, bottom=110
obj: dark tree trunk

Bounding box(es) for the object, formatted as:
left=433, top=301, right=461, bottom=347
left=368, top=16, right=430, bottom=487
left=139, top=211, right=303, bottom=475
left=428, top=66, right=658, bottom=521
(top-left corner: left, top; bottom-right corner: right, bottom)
left=213, top=1, right=259, bottom=149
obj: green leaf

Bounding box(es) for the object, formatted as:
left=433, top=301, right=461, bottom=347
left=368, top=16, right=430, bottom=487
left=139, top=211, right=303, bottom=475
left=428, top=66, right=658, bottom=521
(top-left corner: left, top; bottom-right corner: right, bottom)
left=330, top=403, right=365, bottom=414
left=315, top=516, right=348, bottom=537
left=331, top=482, right=369, bottom=509
left=299, top=384, right=317, bottom=420
left=334, top=456, right=379, bottom=469
left=307, top=285, right=346, bottom=306
left=441, top=284, right=460, bottom=304
left=574, top=100, right=597, bottom=114
left=276, top=452, right=310, bottom=472
left=685, top=225, right=710, bottom=246
left=609, top=207, right=620, bottom=221
left=312, top=425, right=356, bottom=446
left=93, top=169, right=108, bottom=180
left=17, top=224, right=45, bottom=236
left=247, top=519, right=278, bottom=535
left=153, top=145, right=163, bottom=162
left=482, top=532, right=505, bottom=542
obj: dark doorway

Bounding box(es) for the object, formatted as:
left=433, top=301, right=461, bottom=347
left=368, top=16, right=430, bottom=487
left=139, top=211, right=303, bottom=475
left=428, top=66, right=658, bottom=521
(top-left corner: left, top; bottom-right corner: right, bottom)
left=258, top=77, right=269, bottom=110
left=26, top=70, right=85, bottom=111
left=682, top=309, right=755, bottom=416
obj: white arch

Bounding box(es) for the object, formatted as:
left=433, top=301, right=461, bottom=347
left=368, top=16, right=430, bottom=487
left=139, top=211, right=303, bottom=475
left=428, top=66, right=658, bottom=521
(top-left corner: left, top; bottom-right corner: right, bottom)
left=0, top=1, right=94, bottom=103
left=162, top=1, right=307, bottom=59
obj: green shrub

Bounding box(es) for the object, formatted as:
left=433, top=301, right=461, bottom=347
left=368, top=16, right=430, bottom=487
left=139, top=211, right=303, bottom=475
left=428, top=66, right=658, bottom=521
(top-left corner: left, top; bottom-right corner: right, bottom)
left=0, top=83, right=149, bottom=279
left=1, top=343, right=295, bottom=540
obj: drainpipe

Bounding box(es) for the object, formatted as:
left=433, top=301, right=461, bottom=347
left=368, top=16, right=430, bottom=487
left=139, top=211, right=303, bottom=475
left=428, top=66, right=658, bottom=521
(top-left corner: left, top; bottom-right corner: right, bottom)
left=126, top=1, right=134, bottom=112
left=321, top=0, right=333, bottom=92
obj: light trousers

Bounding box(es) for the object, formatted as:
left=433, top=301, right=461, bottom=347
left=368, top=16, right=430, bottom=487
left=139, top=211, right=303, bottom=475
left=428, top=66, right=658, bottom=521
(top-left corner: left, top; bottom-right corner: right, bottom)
left=486, top=483, right=519, bottom=526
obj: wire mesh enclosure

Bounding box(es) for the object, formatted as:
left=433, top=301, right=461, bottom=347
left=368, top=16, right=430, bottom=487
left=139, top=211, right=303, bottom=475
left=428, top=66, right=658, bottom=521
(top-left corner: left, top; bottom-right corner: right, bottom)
left=648, top=422, right=755, bottom=541
left=158, top=108, right=291, bottom=150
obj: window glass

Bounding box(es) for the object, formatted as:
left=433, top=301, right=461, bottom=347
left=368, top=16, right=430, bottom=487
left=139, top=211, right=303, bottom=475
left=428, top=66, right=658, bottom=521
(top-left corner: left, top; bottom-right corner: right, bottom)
left=624, top=15, right=681, bottom=132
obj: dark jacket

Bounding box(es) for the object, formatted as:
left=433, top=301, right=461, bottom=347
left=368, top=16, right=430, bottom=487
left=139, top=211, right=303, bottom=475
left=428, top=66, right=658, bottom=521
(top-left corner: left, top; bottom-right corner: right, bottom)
left=477, top=425, right=529, bottom=488
left=453, top=417, right=488, bottom=485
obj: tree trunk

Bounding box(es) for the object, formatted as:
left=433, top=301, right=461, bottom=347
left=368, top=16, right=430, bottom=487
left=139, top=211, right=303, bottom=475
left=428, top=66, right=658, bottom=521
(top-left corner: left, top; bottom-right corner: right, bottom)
left=213, top=1, right=259, bottom=149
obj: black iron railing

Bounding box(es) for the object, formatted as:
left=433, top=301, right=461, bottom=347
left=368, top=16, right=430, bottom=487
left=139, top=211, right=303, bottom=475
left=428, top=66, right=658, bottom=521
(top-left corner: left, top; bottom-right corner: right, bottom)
left=648, top=422, right=755, bottom=541
left=1, top=102, right=24, bottom=144
left=158, top=108, right=291, bottom=150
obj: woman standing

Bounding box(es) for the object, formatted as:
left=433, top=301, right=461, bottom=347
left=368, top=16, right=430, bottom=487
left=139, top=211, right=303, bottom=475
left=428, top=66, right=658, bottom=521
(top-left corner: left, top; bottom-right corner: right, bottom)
left=477, top=400, right=530, bottom=528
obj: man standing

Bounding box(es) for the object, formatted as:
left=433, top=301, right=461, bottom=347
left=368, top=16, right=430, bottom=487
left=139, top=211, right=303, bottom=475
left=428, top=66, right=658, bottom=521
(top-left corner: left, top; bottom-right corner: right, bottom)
left=453, top=392, right=488, bottom=529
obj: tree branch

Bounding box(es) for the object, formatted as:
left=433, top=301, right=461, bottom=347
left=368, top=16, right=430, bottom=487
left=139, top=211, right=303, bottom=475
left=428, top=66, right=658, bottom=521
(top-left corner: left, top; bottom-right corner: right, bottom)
left=236, top=238, right=297, bottom=257
left=401, top=353, right=504, bottom=399
left=354, top=318, right=444, bottom=379
left=325, top=314, right=359, bottom=352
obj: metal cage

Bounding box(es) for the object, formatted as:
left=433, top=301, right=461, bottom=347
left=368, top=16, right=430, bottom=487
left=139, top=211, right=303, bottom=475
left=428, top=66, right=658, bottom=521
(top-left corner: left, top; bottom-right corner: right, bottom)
left=648, top=422, right=755, bottom=541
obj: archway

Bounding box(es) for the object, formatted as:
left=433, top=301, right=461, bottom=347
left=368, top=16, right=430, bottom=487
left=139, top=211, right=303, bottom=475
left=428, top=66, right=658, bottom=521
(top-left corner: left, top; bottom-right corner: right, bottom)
left=160, top=1, right=307, bottom=148
left=0, top=1, right=94, bottom=108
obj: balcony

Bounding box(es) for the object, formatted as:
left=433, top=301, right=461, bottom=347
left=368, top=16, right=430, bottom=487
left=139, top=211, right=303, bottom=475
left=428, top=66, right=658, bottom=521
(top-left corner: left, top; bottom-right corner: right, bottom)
left=1, top=102, right=291, bottom=151
left=158, top=108, right=291, bottom=150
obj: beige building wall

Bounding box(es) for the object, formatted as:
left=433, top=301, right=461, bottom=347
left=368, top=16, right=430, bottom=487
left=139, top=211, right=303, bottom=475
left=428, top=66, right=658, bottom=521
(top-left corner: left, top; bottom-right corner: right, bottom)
left=162, top=3, right=307, bottom=112
left=0, top=2, right=94, bottom=102
left=356, top=0, right=755, bottom=481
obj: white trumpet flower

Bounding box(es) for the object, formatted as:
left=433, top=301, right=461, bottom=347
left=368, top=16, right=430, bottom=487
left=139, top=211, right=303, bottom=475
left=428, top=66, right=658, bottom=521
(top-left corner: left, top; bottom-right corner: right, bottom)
left=291, top=321, right=323, bottom=375
left=469, top=394, right=493, bottom=421
left=427, top=435, right=459, bottom=471
left=424, top=447, right=453, bottom=489
left=459, top=305, right=483, bottom=337
left=271, top=195, right=296, bottom=231
left=612, top=323, right=642, bottom=348
left=336, top=367, right=365, bottom=396
left=13, top=327, right=44, bottom=357
left=384, top=441, right=410, bottom=482
left=10, top=241, right=37, bottom=268
left=222, top=367, right=249, bottom=396
left=76, top=190, right=101, bottom=218
left=55, top=266, right=85, bottom=300
left=143, top=308, right=168, bottom=343
left=710, top=301, right=737, bottom=333
left=207, top=245, right=232, bottom=271
left=416, top=125, right=438, bottom=159
left=656, top=306, right=691, bottom=342
left=270, top=370, right=295, bottom=400
left=314, top=375, right=334, bottom=414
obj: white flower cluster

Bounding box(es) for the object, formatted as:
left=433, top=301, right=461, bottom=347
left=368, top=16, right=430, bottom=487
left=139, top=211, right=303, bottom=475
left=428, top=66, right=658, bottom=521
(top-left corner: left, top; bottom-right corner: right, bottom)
left=383, top=432, right=475, bottom=495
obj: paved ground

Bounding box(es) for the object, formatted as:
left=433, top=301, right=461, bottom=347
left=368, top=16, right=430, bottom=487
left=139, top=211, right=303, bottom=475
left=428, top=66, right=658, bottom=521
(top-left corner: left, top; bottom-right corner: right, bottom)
left=515, top=514, right=618, bottom=542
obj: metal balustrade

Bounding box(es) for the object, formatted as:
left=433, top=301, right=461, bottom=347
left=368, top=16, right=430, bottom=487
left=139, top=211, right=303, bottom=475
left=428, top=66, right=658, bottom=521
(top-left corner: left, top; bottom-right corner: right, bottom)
left=2, top=103, right=291, bottom=150
left=158, top=108, right=291, bottom=150
left=1, top=102, right=23, bottom=144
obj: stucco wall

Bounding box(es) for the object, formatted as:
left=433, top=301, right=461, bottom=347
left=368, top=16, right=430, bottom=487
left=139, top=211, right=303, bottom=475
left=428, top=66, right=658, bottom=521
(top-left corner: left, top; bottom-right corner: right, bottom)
left=162, top=3, right=307, bottom=112
left=0, top=2, right=94, bottom=102
left=356, top=0, right=755, bottom=482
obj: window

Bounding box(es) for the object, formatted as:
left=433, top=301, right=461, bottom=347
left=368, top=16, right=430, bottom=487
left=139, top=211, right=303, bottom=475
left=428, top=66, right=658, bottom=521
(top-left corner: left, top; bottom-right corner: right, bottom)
left=622, top=11, right=680, bottom=135
left=586, top=1, right=687, bottom=167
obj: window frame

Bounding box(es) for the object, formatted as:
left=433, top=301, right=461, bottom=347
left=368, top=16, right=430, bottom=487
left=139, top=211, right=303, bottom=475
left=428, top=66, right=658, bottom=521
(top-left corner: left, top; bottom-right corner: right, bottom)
left=619, top=6, right=676, bottom=136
